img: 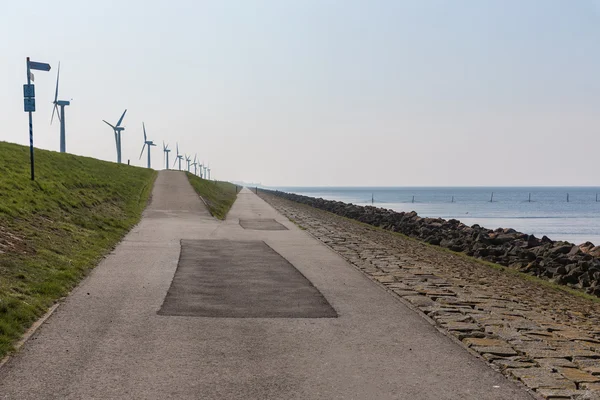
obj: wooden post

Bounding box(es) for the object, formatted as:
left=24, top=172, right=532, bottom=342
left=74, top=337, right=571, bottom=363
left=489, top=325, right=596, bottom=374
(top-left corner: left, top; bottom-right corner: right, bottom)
left=490, top=192, right=494, bottom=202
left=451, top=196, right=454, bottom=203
left=567, top=193, right=569, bottom=202
left=412, top=195, right=415, bottom=203
left=371, top=193, right=374, bottom=204
left=528, top=193, right=531, bottom=202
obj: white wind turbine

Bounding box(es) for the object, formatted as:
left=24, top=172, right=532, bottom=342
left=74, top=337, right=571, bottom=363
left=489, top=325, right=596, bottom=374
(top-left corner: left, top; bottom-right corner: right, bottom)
left=51, top=62, right=71, bottom=153
left=138, top=123, right=156, bottom=168
left=192, top=154, right=198, bottom=175
left=173, top=143, right=183, bottom=171
left=163, top=141, right=171, bottom=170
left=103, top=110, right=127, bottom=163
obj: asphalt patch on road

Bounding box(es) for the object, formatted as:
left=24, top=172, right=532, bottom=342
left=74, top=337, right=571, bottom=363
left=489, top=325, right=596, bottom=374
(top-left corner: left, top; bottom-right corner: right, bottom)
left=159, top=240, right=337, bottom=318
left=239, top=219, right=288, bottom=230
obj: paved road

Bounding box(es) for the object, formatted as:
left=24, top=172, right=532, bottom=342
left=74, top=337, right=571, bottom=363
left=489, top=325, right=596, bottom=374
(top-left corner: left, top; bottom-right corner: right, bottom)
left=0, top=171, right=535, bottom=399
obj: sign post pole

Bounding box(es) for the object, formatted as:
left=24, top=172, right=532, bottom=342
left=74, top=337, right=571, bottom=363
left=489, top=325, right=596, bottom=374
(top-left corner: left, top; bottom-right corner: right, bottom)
left=24, top=57, right=51, bottom=181
left=26, top=58, right=35, bottom=180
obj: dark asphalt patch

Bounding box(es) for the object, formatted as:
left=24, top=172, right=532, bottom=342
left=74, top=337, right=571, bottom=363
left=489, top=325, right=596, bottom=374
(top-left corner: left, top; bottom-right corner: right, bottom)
left=239, top=219, right=288, bottom=230
left=159, top=240, right=337, bottom=318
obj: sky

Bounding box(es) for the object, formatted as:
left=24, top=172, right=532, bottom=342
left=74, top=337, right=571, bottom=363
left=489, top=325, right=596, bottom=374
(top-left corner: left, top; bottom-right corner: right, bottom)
left=2, top=0, right=600, bottom=186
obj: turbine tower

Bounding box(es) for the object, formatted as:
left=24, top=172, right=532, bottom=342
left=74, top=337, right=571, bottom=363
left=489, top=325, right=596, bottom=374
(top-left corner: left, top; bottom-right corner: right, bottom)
left=51, top=62, right=71, bottom=153
left=163, top=141, right=171, bottom=170
left=208, top=163, right=211, bottom=180
left=185, top=154, right=191, bottom=172
left=203, top=162, right=207, bottom=180
left=173, top=143, right=183, bottom=171
left=138, top=123, right=156, bottom=168
left=103, top=110, right=127, bottom=163
left=192, top=154, right=198, bottom=175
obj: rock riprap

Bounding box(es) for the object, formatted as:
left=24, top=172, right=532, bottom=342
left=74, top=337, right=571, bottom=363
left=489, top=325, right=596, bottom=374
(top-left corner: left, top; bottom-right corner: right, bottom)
left=261, top=189, right=600, bottom=297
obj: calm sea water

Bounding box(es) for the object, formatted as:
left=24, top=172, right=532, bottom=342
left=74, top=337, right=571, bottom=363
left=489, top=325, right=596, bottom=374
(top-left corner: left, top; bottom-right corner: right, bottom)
left=272, top=187, right=600, bottom=246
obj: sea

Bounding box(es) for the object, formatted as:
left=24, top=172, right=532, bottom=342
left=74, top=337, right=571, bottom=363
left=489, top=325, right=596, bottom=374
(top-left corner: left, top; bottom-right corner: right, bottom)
left=271, top=187, right=600, bottom=246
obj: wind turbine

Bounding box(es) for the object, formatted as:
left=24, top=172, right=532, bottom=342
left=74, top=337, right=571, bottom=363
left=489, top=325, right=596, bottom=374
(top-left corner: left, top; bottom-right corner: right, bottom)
left=192, top=154, right=198, bottom=175
left=185, top=154, right=191, bottom=172
left=163, top=141, right=171, bottom=170
left=173, top=143, right=183, bottom=171
left=51, top=62, right=71, bottom=153
left=203, top=162, right=207, bottom=180
left=103, top=109, right=127, bottom=163
left=138, top=123, right=156, bottom=168
left=208, top=163, right=211, bottom=180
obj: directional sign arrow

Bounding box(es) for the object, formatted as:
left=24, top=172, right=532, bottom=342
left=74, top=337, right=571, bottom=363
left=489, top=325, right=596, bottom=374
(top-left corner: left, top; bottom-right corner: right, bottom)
left=28, top=61, right=51, bottom=71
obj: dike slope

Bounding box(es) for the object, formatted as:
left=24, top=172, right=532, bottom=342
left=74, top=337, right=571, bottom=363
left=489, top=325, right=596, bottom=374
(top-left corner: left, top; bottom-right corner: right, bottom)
left=0, top=142, right=156, bottom=357
left=185, top=173, right=238, bottom=219
left=262, top=189, right=600, bottom=298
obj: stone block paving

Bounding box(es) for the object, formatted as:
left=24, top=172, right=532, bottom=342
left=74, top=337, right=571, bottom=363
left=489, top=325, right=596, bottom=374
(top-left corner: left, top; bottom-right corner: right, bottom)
left=259, top=193, right=600, bottom=400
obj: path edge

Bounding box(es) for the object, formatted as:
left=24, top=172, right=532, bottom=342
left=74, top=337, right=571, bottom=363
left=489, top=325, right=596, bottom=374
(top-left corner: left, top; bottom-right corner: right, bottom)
left=0, top=302, right=61, bottom=370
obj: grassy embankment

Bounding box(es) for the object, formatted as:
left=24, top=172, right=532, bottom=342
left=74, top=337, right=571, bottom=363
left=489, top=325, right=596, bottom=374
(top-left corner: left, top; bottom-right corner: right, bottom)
left=185, top=173, right=238, bottom=219
left=0, top=142, right=156, bottom=358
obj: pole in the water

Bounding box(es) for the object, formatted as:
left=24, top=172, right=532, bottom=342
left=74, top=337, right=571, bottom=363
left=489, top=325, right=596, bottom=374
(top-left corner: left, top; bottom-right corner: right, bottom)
left=567, top=193, right=569, bottom=202
left=490, top=192, right=494, bottom=202
left=371, top=193, right=374, bottom=204
left=412, top=195, right=415, bottom=203
left=528, top=193, right=531, bottom=202
left=451, top=196, right=454, bottom=203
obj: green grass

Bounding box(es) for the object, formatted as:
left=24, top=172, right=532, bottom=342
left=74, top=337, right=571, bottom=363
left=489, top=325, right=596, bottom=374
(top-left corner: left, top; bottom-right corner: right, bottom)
left=0, top=141, right=157, bottom=358
left=185, top=173, right=237, bottom=220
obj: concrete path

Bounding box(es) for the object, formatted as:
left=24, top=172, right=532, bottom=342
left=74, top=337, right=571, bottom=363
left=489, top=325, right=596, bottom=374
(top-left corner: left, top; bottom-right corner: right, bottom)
left=0, top=172, right=535, bottom=399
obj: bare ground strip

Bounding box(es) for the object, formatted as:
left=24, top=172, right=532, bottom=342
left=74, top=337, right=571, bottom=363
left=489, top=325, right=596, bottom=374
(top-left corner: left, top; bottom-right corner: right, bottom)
left=159, top=240, right=336, bottom=318
left=239, top=219, right=288, bottom=231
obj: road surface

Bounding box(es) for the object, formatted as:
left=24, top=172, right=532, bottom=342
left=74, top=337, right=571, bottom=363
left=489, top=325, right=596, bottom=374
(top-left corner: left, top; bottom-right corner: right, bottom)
left=0, top=171, right=534, bottom=399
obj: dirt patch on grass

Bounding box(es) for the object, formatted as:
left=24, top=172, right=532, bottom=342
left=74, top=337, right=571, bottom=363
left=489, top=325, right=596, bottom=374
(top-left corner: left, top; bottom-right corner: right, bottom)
left=0, top=226, right=30, bottom=255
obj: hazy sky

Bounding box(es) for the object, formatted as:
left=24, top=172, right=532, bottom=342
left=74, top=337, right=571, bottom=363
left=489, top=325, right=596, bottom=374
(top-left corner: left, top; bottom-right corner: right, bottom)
left=2, top=0, right=600, bottom=186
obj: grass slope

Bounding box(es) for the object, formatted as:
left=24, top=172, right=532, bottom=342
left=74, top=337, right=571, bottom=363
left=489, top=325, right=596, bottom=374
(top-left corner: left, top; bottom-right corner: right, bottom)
left=0, top=142, right=156, bottom=358
left=185, top=173, right=237, bottom=219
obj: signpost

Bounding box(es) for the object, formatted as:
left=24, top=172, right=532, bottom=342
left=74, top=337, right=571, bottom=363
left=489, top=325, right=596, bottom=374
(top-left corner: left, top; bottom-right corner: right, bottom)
left=24, top=57, right=51, bottom=181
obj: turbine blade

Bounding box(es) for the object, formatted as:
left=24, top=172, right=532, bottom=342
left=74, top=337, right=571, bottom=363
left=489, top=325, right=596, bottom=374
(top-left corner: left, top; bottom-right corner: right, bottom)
left=139, top=143, right=146, bottom=159
left=176, top=142, right=179, bottom=155
left=173, top=157, right=178, bottom=167
left=51, top=104, right=57, bottom=124
left=143, top=122, right=147, bottom=142
left=193, top=154, right=197, bottom=163
left=103, top=120, right=116, bottom=129
left=53, top=62, right=60, bottom=103
left=163, top=140, right=166, bottom=151
left=116, top=109, right=127, bottom=127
